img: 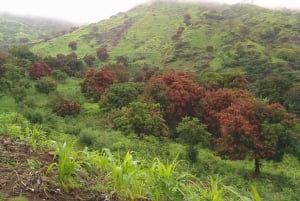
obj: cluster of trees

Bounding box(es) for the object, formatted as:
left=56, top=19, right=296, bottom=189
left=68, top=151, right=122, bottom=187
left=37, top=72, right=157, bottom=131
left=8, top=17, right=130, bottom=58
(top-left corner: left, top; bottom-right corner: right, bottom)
left=81, top=65, right=298, bottom=175
left=0, top=44, right=298, bottom=175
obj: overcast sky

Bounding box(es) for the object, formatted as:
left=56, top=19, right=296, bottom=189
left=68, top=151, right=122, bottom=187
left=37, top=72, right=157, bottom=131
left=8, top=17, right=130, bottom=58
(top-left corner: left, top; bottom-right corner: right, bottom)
left=0, top=0, right=299, bottom=24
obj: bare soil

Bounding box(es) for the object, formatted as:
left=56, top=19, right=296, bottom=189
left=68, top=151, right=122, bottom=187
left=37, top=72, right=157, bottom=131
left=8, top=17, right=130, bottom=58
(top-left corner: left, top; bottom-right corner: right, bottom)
left=0, top=136, right=119, bottom=201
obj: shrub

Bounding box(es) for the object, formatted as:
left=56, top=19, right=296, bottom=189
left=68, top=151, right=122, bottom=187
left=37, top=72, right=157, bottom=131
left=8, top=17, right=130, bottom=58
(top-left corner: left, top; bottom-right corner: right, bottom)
left=83, top=54, right=96, bottom=66
left=176, top=117, right=211, bottom=147
left=51, top=70, right=68, bottom=81
left=35, top=77, right=57, bottom=94
left=99, top=82, right=143, bottom=111
left=52, top=95, right=81, bottom=117
left=0, top=66, right=7, bottom=78
left=96, top=47, right=109, bottom=61
left=81, top=67, right=116, bottom=102
left=68, top=41, right=77, bottom=50
left=111, top=101, right=168, bottom=137
left=28, top=61, right=52, bottom=79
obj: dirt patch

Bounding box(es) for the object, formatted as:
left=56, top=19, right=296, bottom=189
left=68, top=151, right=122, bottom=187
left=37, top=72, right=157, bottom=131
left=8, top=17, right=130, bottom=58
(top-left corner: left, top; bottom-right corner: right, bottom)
left=96, top=18, right=136, bottom=47
left=0, top=136, right=119, bottom=201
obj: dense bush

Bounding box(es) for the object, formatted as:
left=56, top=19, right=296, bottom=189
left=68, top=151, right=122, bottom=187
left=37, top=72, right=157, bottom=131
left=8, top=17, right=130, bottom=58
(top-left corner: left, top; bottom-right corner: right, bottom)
left=35, top=77, right=57, bottom=94
left=96, top=47, right=109, bottom=61
left=68, top=41, right=77, bottom=50
left=5, top=64, right=25, bottom=81
left=103, top=63, right=129, bottom=83
left=28, top=61, right=52, bottom=79
left=83, top=54, right=96, bottom=66
left=110, top=101, right=168, bottom=137
left=99, top=82, right=143, bottom=111
left=52, top=95, right=81, bottom=117
left=145, top=71, right=205, bottom=125
left=176, top=117, right=211, bottom=162
left=51, top=70, right=68, bottom=81
left=81, top=67, right=116, bottom=102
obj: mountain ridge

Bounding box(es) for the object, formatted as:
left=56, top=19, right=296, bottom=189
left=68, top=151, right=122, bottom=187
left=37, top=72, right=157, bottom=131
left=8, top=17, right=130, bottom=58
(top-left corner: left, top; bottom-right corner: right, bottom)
left=0, top=12, right=76, bottom=50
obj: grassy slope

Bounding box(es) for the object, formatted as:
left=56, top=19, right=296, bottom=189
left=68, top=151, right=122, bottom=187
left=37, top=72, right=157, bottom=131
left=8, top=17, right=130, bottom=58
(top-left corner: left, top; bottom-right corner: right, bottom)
left=14, top=3, right=300, bottom=200
left=32, top=3, right=300, bottom=82
left=0, top=72, right=299, bottom=200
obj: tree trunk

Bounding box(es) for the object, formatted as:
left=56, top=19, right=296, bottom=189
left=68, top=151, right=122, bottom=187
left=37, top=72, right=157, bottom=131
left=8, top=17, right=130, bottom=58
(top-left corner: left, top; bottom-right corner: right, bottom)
left=254, top=158, right=260, bottom=176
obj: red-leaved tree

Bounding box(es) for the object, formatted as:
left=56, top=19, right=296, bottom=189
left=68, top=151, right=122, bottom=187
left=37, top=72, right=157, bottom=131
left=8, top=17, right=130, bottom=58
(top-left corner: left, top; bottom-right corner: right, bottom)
left=96, top=47, right=109, bottom=61
left=68, top=41, right=77, bottom=50
left=81, top=67, right=116, bottom=102
left=28, top=61, right=52, bottom=79
left=52, top=94, right=81, bottom=117
left=203, top=89, right=252, bottom=137
left=145, top=71, right=205, bottom=125
left=209, top=93, right=296, bottom=175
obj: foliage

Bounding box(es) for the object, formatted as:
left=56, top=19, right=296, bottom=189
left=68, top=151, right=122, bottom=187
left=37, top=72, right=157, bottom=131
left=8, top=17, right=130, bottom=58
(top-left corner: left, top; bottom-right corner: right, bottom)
left=183, top=13, right=191, bottom=26
left=47, top=141, right=82, bottom=190
left=9, top=45, right=39, bottom=65
left=0, top=66, right=7, bottom=78
left=99, top=82, right=143, bottom=111
left=172, top=26, right=185, bottom=40
left=200, top=72, right=248, bottom=90
left=111, top=151, right=143, bottom=199
left=35, top=76, right=57, bottom=94
left=133, top=65, right=160, bottom=83
left=52, top=94, right=81, bottom=117
left=284, top=83, right=300, bottom=116
left=0, top=13, right=73, bottom=48
left=81, top=67, right=116, bottom=102
left=96, top=46, right=109, bottom=61
left=256, top=74, right=294, bottom=104
left=28, top=61, right=51, bottom=79
left=176, top=117, right=211, bottom=162
left=176, top=117, right=211, bottom=147
left=215, top=98, right=296, bottom=175
left=83, top=54, right=96, bottom=66
left=146, top=156, right=192, bottom=201
left=68, top=41, right=77, bottom=50
left=103, top=63, right=129, bottom=83
left=25, top=125, right=46, bottom=151
left=5, top=64, right=25, bottom=81
left=0, top=112, right=29, bottom=137
left=51, top=69, right=68, bottom=81
left=146, top=71, right=205, bottom=124
left=111, top=101, right=168, bottom=137
left=116, top=55, right=129, bottom=66
left=203, top=88, right=252, bottom=136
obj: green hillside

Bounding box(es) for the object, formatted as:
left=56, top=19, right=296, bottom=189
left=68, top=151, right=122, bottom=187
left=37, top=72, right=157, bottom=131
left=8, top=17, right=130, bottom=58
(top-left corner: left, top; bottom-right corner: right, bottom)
left=30, top=1, right=300, bottom=116
left=32, top=2, right=300, bottom=72
left=1, top=2, right=300, bottom=200
left=0, top=12, right=75, bottom=50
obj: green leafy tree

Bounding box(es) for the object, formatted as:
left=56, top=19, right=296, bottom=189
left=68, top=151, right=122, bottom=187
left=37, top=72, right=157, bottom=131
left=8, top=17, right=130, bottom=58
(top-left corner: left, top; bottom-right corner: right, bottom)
left=111, top=101, right=168, bottom=137
left=5, top=64, right=25, bottom=81
left=284, top=83, right=300, bottom=116
left=8, top=45, right=39, bottom=67
left=256, top=74, right=294, bottom=104
left=35, top=76, right=57, bottom=94
left=176, top=117, right=211, bottom=162
left=99, top=82, right=143, bottom=111
left=199, top=72, right=248, bottom=90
